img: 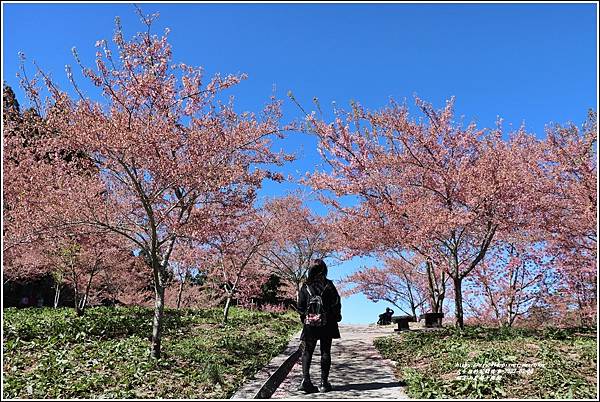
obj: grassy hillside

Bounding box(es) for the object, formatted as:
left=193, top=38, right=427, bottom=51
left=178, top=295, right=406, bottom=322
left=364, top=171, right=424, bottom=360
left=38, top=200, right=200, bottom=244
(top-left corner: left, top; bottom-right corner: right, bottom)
left=3, top=306, right=301, bottom=399
left=374, top=326, right=597, bottom=399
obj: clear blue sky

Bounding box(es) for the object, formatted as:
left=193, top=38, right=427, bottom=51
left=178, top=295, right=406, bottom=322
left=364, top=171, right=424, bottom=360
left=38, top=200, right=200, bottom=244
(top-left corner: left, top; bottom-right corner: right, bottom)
left=3, top=2, right=597, bottom=323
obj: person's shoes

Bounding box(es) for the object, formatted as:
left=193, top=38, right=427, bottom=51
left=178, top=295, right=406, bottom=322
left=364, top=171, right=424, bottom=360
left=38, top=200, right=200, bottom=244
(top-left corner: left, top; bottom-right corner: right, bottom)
left=319, top=380, right=333, bottom=393
left=297, top=379, right=319, bottom=394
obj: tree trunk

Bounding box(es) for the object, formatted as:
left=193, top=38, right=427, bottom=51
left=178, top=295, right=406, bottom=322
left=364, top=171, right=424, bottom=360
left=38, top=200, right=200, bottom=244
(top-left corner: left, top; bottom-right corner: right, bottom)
left=151, top=284, right=166, bottom=359
left=76, top=272, right=95, bottom=317
left=73, top=289, right=82, bottom=316
left=437, top=271, right=447, bottom=314
left=434, top=292, right=445, bottom=315
left=81, top=294, right=87, bottom=311
left=53, top=284, right=62, bottom=308
left=75, top=304, right=84, bottom=316
left=176, top=278, right=185, bottom=310
left=76, top=290, right=88, bottom=316
left=223, top=295, right=232, bottom=325
left=426, top=261, right=446, bottom=314
left=453, top=276, right=464, bottom=329
left=72, top=272, right=82, bottom=316
left=296, top=281, right=302, bottom=305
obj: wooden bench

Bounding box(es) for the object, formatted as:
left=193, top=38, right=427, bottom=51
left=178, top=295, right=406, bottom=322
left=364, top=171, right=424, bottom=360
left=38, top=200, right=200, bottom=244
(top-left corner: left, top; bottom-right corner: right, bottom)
left=391, top=315, right=417, bottom=332
left=419, top=312, right=444, bottom=328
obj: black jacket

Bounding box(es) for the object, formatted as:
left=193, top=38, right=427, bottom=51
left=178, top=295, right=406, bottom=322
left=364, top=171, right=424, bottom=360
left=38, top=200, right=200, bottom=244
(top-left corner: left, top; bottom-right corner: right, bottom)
left=298, top=279, right=342, bottom=340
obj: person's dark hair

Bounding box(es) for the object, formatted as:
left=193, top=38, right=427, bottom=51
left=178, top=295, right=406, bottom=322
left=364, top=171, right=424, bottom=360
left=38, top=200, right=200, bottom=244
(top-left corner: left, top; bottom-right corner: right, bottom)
left=306, top=259, right=327, bottom=284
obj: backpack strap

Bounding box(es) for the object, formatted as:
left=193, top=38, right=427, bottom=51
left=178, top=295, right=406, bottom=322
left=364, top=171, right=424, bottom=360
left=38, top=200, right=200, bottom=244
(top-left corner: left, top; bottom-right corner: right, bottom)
left=306, top=283, right=328, bottom=297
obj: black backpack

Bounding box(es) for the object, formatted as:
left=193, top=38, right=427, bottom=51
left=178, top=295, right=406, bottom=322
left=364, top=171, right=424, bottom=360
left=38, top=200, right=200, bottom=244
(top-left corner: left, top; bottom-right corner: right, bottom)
left=304, top=283, right=328, bottom=327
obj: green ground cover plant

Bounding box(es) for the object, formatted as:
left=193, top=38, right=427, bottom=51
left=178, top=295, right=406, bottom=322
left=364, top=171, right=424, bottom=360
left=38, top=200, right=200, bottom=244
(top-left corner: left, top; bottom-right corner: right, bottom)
left=374, top=326, right=597, bottom=399
left=3, top=306, right=301, bottom=398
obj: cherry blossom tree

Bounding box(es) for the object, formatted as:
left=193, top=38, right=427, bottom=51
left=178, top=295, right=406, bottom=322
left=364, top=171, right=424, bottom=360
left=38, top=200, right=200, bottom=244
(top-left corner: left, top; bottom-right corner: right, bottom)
left=67, top=232, right=134, bottom=315
left=330, top=209, right=449, bottom=316
left=100, top=254, right=154, bottom=307
left=305, top=97, right=544, bottom=328
left=205, top=207, right=273, bottom=324
left=463, top=241, right=549, bottom=327
left=164, top=242, right=211, bottom=309
left=539, top=111, right=597, bottom=326
left=13, top=11, right=290, bottom=357
left=3, top=84, right=104, bottom=309
left=3, top=84, right=93, bottom=262
left=342, top=254, right=429, bottom=318
left=259, top=194, right=334, bottom=301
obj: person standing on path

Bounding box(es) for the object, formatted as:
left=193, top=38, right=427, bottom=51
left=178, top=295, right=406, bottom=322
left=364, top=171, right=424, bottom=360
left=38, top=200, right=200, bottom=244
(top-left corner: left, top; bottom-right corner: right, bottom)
left=296, top=259, right=342, bottom=394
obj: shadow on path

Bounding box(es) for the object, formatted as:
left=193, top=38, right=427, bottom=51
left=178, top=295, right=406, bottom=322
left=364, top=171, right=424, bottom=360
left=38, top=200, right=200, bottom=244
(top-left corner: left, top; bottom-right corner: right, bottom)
left=271, top=325, right=410, bottom=399
left=334, top=381, right=407, bottom=392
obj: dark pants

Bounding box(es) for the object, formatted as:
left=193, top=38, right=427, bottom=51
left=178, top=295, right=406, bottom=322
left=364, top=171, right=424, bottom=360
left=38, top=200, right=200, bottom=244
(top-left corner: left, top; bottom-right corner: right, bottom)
left=302, top=337, right=332, bottom=383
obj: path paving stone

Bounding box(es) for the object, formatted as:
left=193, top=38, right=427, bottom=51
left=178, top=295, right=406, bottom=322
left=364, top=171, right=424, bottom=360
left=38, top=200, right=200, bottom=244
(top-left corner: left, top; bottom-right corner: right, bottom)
left=271, top=324, right=409, bottom=399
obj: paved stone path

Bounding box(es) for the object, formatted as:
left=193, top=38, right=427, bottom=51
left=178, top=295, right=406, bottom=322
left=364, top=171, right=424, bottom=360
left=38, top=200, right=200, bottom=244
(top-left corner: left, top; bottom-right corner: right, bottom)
left=271, top=324, right=409, bottom=399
